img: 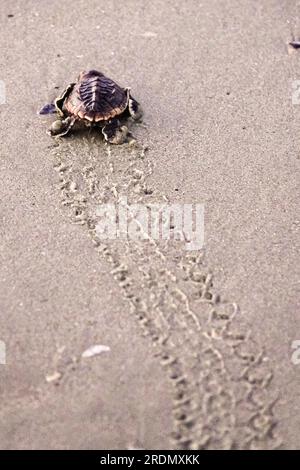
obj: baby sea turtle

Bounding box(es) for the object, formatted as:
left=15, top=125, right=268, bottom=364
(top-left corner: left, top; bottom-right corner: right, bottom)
left=40, top=70, right=143, bottom=144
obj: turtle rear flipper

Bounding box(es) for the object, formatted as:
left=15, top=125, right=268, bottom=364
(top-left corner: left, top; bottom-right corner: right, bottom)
left=102, top=118, right=129, bottom=144
left=49, top=116, right=76, bottom=137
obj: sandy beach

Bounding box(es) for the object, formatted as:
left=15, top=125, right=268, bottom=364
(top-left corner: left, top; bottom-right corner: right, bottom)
left=0, top=0, right=299, bottom=449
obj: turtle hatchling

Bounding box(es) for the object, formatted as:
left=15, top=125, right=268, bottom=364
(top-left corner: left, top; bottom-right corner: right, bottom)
left=40, top=70, right=143, bottom=144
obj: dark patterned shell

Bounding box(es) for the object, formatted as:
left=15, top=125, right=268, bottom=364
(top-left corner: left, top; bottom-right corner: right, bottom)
left=64, top=70, right=129, bottom=122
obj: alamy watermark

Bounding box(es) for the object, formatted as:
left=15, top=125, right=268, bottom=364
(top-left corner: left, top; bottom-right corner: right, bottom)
left=0, top=340, right=6, bottom=365
left=0, top=81, right=5, bottom=105
left=95, top=197, right=204, bottom=251
left=292, top=80, right=300, bottom=104
left=291, top=340, right=300, bottom=365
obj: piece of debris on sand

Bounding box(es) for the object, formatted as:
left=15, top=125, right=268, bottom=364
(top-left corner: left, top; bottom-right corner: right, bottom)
left=45, top=371, right=62, bottom=383
left=81, top=344, right=110, bottom=358
left=289, top=40, right=300, bottom=49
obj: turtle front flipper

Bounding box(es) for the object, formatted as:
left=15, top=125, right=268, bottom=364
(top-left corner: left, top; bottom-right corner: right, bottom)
left=55, top=83, right=76, bottom=116
left=49, top=116, right=76, bottom=137
left=128, top=94, right=143, bottom=121
left=102, top=118, right=129, bottom=144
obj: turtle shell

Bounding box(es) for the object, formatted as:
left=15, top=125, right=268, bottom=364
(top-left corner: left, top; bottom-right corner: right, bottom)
left=63, top=70, right=129, bottom=122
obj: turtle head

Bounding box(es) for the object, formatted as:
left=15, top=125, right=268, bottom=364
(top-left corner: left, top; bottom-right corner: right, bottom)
left=78, top=70, right=104, bottom=81
left=78, top=70, right=87, bottom=81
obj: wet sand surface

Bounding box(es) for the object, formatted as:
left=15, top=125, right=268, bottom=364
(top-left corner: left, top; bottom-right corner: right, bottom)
left=0, top=0, right=299, bottom=449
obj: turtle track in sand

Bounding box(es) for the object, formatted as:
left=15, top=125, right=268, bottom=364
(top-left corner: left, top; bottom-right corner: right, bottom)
left=50, top=130, right=281, bottom=450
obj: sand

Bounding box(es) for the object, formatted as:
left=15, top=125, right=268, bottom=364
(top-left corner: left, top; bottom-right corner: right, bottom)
left=0, top=0, right=299, bottom=449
